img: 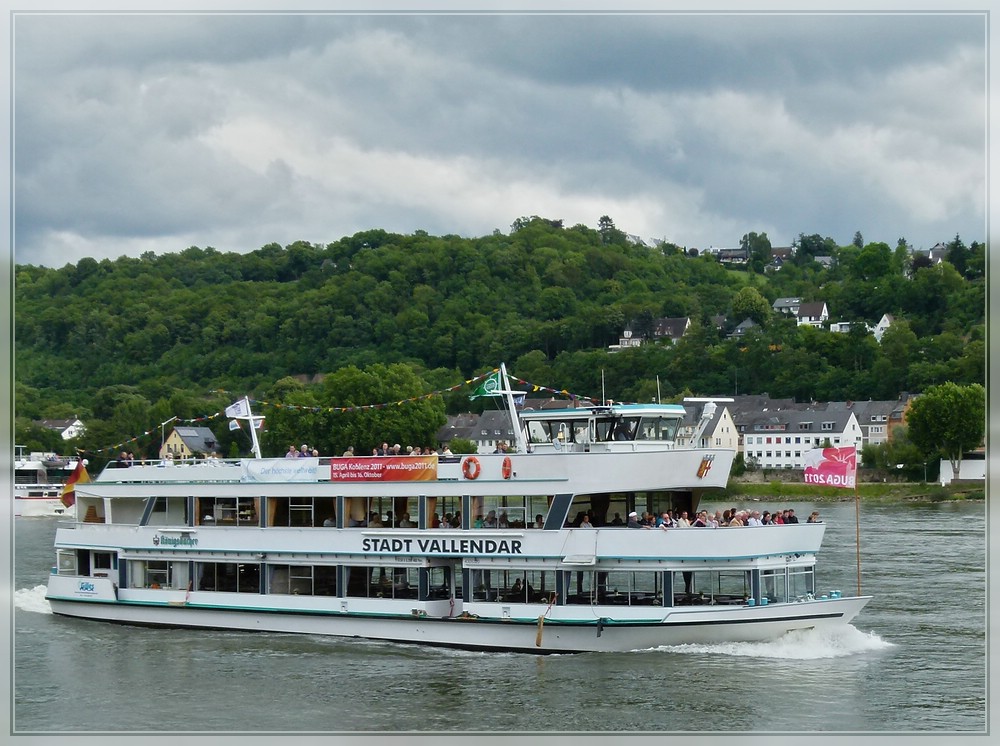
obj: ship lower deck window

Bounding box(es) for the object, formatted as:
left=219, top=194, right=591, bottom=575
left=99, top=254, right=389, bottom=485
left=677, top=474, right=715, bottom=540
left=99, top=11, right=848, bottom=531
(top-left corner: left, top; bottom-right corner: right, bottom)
left=581, top=570, right=662, bottom=606
left=472, top=569, right=553, bottom=603
left=129, top=559, right=173, bottom=589
left=675, top=570, right=752, bottom=605
left=788, top=567, right=815, bottom=601
left=345, top=565, right=420, bottom=600
left=266, top=564, right=337, bottom=596
left=197, top=561, right=261, bottom=593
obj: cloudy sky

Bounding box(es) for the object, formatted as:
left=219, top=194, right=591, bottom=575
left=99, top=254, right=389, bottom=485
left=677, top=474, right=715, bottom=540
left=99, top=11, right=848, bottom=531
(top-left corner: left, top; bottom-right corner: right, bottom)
left=8, top=4, right=990, bottom=268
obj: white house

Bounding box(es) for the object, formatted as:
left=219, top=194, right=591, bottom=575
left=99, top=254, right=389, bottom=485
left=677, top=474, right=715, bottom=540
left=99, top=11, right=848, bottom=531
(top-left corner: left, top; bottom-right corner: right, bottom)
left=742, top=409, right=863, bottom=470
left=37, top=418, right=86, bottom=440
left=675, top=404, right=739, bottom=450
left=796, top=301, right=829, bottom=328
left=871, top=313, right=895, bottom=342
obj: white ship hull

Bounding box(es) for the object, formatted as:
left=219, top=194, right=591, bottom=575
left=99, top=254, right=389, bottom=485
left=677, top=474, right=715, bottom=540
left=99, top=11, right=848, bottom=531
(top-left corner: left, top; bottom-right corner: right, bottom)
left=46, top=574, right=869, bottom=653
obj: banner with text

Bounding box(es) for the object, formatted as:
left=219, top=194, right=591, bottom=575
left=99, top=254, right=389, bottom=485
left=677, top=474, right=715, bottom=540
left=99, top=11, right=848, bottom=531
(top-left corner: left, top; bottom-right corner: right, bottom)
left=241, top=457, right=320, bottom=483
left=329, top=456, right=438, bottom=482
left=802, top=446, right=857, bottom=489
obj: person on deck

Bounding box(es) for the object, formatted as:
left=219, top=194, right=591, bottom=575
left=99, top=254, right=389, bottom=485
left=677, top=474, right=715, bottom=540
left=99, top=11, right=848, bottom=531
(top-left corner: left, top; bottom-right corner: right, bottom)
left=626, top=511, right=647, bottom=529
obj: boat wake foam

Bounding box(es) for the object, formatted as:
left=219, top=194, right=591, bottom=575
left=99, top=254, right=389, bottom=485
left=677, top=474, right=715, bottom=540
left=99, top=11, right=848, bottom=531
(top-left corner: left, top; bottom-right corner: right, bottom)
left=14, top=585, right=52, bottom=615
left=652, top=625, right=893, bottom=659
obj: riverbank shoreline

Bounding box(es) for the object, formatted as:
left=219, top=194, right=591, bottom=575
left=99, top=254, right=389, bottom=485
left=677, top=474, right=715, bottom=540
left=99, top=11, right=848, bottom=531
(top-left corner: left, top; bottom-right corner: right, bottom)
left=721, top=480, right=984, bottom=503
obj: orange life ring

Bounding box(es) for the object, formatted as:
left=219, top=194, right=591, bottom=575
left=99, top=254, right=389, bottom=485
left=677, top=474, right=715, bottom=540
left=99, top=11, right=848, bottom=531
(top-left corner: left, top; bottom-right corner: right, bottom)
left=462, top=456, right=481, bottom=480
left=501, top=456, right=512, bottom=479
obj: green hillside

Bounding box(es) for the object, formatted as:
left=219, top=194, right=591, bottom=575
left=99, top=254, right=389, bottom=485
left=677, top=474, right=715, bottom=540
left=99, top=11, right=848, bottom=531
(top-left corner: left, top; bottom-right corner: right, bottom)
left=14, top=218, right=985, bottom=461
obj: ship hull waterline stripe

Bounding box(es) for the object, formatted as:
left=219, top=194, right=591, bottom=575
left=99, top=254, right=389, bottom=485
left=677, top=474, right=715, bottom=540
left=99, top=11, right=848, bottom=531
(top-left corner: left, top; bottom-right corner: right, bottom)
left=46, top=596, right=854, bottom=628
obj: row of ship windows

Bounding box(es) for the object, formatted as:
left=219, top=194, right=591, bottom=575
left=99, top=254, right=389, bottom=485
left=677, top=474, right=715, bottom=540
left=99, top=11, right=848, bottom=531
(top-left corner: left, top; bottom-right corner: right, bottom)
left=65, top=553, right=815, bottom=607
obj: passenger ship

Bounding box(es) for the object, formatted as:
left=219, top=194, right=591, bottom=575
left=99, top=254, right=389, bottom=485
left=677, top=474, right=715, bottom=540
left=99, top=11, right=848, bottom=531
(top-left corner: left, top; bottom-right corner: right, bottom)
left=15, top=446, right=74, bottom=518
left=46, top=366, right=870, bottom=653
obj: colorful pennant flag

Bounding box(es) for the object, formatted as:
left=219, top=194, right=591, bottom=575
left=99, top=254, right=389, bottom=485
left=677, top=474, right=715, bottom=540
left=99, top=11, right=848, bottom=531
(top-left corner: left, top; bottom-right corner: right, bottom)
left=61, top=459, right=90, bottom=508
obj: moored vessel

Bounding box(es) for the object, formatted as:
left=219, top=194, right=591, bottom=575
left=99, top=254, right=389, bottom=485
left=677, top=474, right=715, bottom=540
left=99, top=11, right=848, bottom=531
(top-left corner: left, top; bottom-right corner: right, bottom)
left=15, top=446, right=76, bottom=518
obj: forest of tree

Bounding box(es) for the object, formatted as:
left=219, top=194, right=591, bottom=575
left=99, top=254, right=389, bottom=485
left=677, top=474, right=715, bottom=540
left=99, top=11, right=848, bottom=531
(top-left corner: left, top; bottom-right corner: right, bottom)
left=13, top=217, right=985, bottom=463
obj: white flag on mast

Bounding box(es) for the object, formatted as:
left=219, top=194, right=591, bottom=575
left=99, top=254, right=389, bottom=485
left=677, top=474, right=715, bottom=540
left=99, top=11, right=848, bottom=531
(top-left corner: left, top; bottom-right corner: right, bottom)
left=225, top=399, right=251, bottom=418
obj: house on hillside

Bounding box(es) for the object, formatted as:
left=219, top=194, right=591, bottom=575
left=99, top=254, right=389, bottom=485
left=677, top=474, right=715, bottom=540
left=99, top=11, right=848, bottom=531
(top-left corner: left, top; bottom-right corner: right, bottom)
left=610, top=317, right=690, bottom=351
left=161, top=426, right=221, bottom=460
left=772, top=297, right=802, bottom=316
left=653, top=317, right=691, bottom=344
left=727, top=318, right=758, bottom=339
left=796, top=301, right=829, bottom=328
left=717, top=247, right=749, bottom=264
left=871, top=313, right=895, bottom=342
left=36, top=418, right=86, bottom=440
left=829, top=312, right=896, bottom=341
left=609, top=328, right=644, bottom=351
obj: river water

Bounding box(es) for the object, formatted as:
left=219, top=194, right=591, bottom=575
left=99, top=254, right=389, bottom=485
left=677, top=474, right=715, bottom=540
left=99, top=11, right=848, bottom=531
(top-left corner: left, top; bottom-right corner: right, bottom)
left=9, top=499, right=987, bottom=740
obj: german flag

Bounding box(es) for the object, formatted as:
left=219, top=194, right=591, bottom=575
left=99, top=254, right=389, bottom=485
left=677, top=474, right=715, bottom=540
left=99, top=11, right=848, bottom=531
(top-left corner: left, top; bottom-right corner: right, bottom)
left=61, top=459, right=90, bottom=508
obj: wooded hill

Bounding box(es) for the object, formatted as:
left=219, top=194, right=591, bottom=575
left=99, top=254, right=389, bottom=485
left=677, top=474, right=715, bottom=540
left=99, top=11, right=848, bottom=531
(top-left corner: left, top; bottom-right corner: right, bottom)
left=14, top=217, right=985, bottom=459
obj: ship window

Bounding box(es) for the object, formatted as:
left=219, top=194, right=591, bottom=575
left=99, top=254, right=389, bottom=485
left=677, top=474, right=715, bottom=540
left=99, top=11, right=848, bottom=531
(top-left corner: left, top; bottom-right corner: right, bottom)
left=129, top=559, right=172, bottom=589
left=611, top=418, right=639, bottom=441
left=345, top=564, right=419, bottom=600
left=475, top=497, right=526, bottom=528
left=57, top=549, right=77, bottom=575
left=288, top=497, right=313, bottom=527
left=474, top=569, right=552, bottom=603
left=761, top=569, right=787, bottom=604
left=268, top=564, right=315, bottom=595
left=597, top=570, right=661, bottom=605
left=93, top=552, right=113, bottom=570
left=636, top=416, right=679, bottom=441
left=196, top=561, right=260, bottom=593
left=200, top=497, right=257, bottom=526
left=788, top=567, right=815, bottom=600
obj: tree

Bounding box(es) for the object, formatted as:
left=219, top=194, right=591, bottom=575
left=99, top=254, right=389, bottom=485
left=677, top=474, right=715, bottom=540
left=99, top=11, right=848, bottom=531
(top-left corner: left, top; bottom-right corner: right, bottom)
left=730, top=286, right=771, bottom=326
left=597, top=215, right=627, bottom=246
left=905, top=382, right=985, bottom=482
left=740, top=232, right=772, bottom=273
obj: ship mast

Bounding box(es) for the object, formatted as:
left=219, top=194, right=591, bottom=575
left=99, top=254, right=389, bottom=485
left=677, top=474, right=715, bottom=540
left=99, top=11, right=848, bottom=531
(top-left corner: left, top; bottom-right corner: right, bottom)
left=499, top=362, right=529, bottom=453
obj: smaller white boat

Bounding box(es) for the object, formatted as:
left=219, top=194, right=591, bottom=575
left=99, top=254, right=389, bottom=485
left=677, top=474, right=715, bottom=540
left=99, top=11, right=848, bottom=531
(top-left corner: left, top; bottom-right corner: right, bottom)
left=14, top=445, right=75, bottom=518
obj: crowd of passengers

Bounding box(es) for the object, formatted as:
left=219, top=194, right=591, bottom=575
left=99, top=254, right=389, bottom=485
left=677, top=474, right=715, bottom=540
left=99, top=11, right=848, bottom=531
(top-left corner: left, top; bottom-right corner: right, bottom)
left=616, top=508, right=821, bottom=528
left=343, top=507, right=821, bottom=529
left=288, top=442, right=456, bottom=458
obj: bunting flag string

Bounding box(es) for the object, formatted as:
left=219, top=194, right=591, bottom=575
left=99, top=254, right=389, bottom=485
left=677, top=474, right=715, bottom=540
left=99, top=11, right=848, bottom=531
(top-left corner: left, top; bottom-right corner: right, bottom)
left=81, top=370, right=505, bottom=457
left=82, top=370, right=603, bottom=457
left=505, top=376, right=598, bottom=404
